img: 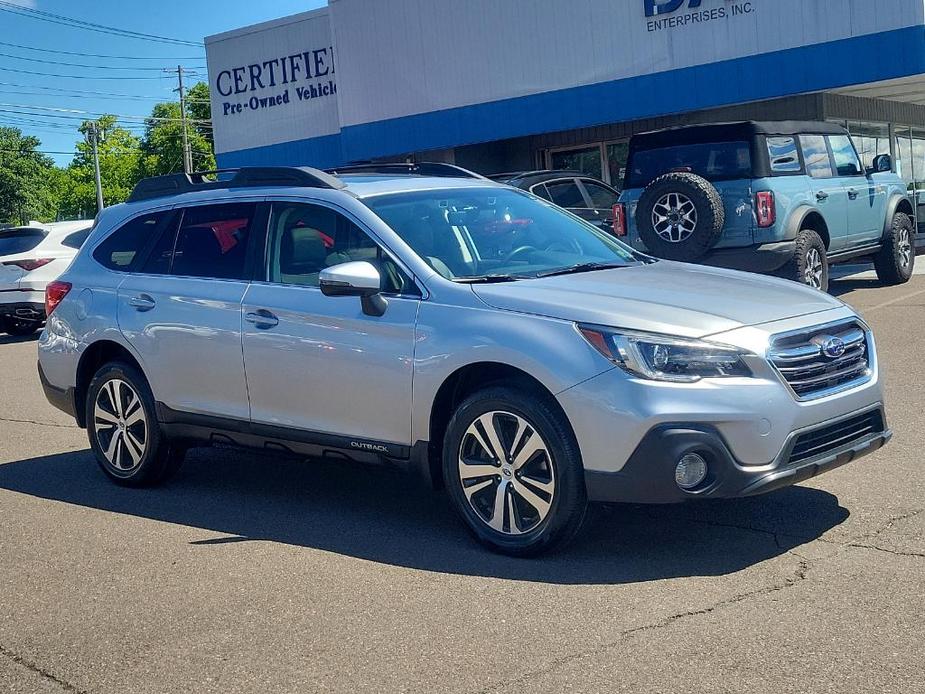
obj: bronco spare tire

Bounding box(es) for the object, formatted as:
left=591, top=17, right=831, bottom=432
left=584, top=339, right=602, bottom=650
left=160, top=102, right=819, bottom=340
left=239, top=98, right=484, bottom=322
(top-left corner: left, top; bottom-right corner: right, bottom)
left=636, top=172, right=725, bottom=261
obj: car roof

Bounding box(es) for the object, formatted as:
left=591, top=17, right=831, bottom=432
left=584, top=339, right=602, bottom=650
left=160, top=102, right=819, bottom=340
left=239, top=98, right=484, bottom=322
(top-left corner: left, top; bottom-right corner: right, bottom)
left=630, top=120, right=849, bottom=150
left=493, top=170, right=611, bottom=188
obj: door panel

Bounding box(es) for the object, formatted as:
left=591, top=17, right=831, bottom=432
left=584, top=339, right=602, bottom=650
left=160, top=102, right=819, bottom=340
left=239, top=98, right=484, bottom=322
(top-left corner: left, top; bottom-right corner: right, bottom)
left=800, top=135, right=848, bottom=251
left=242, top=284, right=418, bottom=444
left=118, top=275, right=250, bottom=419
left=829, top=135, right=884, bottom=244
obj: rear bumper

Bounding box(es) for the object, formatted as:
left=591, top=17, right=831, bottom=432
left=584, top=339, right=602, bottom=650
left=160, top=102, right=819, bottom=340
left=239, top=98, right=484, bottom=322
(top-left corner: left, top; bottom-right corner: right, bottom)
left=700, top=240, right=796, bottom=273
left=0, top=301, right=45, bottom=323
left=38, top=360, right=78, bottom=420
left=585, top=408, right=890, bottom=504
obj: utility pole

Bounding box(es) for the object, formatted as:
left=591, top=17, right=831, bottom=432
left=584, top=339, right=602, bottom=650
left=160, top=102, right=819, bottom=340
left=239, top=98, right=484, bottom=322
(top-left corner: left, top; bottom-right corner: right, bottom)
left=85, top=121, right=105, bottom=213
left=166, top=65, right=193, bottom=174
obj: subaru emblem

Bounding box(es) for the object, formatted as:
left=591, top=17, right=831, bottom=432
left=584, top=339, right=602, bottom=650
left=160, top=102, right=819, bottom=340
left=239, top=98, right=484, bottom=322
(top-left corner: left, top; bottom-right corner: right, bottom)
left=821, top=337, right=847, bottom=360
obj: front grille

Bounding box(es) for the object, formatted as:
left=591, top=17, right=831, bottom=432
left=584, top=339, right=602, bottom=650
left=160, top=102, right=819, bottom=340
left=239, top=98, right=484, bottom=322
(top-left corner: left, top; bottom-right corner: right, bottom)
left=787, top=409, right=885, bottom=465
left=769, top=321, right=872, bottom=399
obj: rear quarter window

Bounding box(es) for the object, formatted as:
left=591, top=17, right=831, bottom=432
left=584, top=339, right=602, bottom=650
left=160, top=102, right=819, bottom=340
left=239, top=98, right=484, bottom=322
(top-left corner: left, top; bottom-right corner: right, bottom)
left=627, top=141, right=752, bottom=188
left=0, top=228, right=47, bottom=256
left=767, top=137, right=802, bottom=173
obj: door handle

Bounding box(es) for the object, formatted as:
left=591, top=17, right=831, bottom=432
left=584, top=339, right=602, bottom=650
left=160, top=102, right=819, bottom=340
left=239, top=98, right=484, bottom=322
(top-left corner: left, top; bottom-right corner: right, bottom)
left=245, top=309, right=279, bottom=329
left=128, top=294, right=156, bottom=312
left=848, top=189, right=859, bottom=200
left=816, top=191, right=829, bottom=201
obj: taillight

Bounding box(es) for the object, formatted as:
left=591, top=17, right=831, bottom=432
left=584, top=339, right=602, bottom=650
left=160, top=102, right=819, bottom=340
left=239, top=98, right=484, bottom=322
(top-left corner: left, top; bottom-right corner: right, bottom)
left=612, top=203, right=627, bottom=237
left=756, top=191, right=776, bottom=228
left=3, top=258, right=53, bottom=271
left=45, top=281, right=71, bottom=317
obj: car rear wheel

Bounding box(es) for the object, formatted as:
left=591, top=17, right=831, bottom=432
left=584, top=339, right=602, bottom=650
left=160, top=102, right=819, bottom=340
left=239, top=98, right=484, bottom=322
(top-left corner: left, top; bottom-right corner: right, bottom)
left=782, top=229, right=829, bottom=292
left=874, top=212, right=915, bottom=286
left=86, top=362, right=185, bottom=487
left=443, top=386, right=587, bottom=556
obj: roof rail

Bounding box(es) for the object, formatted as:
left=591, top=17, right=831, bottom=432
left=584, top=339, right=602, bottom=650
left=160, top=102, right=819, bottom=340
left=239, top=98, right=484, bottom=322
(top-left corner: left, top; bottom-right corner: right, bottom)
left=127, top=166, right=346, bottom=203
left=325, top=162, right=487, bottom=180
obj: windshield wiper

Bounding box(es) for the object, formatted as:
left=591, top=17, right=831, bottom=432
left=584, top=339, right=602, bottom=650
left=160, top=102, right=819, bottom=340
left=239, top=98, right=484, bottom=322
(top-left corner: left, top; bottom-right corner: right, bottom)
left=534, top=262, right=629, bottom=279
left=454, top=274, right=524, bottom=284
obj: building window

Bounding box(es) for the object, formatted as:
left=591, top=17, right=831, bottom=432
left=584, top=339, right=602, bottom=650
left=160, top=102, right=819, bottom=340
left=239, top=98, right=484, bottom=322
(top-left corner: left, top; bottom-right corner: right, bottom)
left=606, top=142, right=629, bottom=189
left=549, top=146, right=603, bottom=181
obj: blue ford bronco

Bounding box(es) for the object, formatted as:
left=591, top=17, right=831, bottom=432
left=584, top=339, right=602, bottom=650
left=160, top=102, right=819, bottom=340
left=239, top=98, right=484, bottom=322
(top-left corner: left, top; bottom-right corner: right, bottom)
left=616, top=121, right=916, bottom=292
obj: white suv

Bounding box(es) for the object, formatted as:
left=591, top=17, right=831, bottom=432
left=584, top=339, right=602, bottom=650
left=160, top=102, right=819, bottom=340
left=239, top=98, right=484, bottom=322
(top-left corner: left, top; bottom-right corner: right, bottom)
left=0, top=220, right=93, bottom=335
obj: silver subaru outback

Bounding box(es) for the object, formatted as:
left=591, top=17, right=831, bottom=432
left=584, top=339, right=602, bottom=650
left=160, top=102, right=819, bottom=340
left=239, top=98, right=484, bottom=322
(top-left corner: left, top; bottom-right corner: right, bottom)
left=38, top=164, right=891, bottom=556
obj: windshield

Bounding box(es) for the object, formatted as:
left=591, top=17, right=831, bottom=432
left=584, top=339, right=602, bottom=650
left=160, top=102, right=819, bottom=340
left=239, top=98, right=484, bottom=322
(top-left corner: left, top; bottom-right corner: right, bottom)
left=627, top=141, right=752, bottom=188
left=364, top=187, right=640, bottom=281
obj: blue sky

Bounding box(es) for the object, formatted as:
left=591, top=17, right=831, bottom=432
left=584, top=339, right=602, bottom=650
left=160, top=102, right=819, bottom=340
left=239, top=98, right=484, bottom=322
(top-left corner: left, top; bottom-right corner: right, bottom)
left=0, top=0, right=326, bottom=164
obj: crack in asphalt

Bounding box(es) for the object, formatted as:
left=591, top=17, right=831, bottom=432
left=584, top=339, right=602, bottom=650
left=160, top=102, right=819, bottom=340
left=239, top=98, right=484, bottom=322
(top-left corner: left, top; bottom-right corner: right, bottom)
left=0, top=644, right=90, bottom=694
left=473, top=557, right=811, bottom=694
left=848, top=543, right=925, bottom=559
left=0, top=416, right=78, bottom=430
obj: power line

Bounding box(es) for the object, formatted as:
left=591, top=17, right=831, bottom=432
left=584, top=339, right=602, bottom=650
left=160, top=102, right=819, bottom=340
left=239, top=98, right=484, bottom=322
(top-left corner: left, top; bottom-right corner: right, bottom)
left=0, top=103, right=212, bottom=124
left=0, top=148, right=78, bottom=155
left=0, top=1, right=203, bottom=47
left=0, top=81, right=192, bottom=101
left=0, top=65, right=177, bottom=80
left=0, top=39, right=205, bottom=61
left=0, top=49, right=206, bottom=71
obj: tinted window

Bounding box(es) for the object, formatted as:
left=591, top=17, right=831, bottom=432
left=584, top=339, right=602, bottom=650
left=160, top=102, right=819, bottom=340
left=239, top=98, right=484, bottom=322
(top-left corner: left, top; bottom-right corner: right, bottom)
left=61, top=227, right=92, bottom=249
left=628, top=141, right=752, bottom=187
left=767, top=137, right=801, bottom=173
left=530, top=183, right=552, bottom=201
left=0, top=228, right=46, bottom=256
left=829, top=135, right=863, bottom=176
left=170, top=204, right=254, bottom=280
left=582, top=180, right=619, bottom=209
left=546, top=180, right=586, bottom=208
left=800, top=136, right=834, bottom=179
left=267, top=203, right=406, bottom=293
left=93, top=213, right=167, bottom=270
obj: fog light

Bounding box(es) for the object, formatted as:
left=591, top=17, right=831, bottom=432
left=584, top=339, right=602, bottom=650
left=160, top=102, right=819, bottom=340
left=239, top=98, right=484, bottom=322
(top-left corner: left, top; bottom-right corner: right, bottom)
left=675, top=453, right=708, bottom=490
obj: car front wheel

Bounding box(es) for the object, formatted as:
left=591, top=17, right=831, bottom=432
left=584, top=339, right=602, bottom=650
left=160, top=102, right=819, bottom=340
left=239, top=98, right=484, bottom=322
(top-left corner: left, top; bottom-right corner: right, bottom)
left=443, top=386, right=587, bottom=556
left=86, top=361, right=185, bottom=487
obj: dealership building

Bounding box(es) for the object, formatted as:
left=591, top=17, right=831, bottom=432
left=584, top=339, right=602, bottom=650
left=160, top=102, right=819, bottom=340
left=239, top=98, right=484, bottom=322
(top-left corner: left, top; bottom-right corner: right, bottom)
left=206, top=0, right=925, bottom=202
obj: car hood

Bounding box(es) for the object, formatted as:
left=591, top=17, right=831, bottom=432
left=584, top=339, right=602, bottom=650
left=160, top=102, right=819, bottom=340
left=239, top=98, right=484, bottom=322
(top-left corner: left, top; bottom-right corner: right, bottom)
left=470, top=261, right=846, bottom=338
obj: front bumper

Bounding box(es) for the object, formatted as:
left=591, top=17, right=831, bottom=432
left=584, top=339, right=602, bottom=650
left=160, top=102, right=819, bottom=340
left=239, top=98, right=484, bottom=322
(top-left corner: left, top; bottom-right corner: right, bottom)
left=585, top=407, right=891, bottom=503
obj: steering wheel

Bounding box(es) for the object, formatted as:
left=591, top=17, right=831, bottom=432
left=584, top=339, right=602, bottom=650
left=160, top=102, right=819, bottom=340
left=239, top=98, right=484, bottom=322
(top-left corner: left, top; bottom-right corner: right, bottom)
left=504, top=245, right=538, bottom=263
left=545, top=239, right=583, bottom=254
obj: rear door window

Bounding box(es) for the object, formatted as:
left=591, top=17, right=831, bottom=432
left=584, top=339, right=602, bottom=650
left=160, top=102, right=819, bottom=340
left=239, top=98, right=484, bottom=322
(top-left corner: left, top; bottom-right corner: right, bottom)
left=170, top=203, right=256, bottom=280
left=800, top=136, right=834, bottom=179
left=93, top=212, right=169, bottom=270
left=581, top=180, right=619, bottom=209
left=0, top=228, right=47, bottom=256
left=545, top=180, right=586, bottom=208
left=767, top=137, right=802, bottom=173
left=628, top=141, right=752, bottom=187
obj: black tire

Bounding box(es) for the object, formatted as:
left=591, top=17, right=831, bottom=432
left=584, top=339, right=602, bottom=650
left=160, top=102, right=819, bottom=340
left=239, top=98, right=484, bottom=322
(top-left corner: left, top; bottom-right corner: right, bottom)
left=442, top=386, right=587, bottom=557
left=0, top=317, right=40, bottom=336
left=874, top=212, right=916, bottom=286
left=85, top=361, right=185, bottom=487
left=781, top=228, right=829, bottom=292
left=635, top=172, right=725, bottom=261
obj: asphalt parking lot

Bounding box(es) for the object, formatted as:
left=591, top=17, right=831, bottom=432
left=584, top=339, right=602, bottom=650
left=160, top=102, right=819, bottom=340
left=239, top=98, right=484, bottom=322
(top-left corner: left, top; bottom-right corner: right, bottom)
left=1, top=272, right=924, bottom=694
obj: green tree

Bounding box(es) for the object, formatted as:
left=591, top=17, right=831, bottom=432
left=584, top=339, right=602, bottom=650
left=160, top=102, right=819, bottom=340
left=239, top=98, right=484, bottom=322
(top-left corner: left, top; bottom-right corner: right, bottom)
left=139, top=85, right=215, bottom=177
left=186, top=81, right=214, bottom=150
left=57, top=116, right=142, bottom=219
left=0, top=127, right=59, bottom=224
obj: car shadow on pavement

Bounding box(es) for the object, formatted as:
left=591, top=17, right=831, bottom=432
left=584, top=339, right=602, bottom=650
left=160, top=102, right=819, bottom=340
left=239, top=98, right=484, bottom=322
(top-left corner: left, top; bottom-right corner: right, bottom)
left=829, top=278, right=883, bottom=297
left=0, top=446, right=849, bottom=585
left=0, top=332, right=40, bottom=345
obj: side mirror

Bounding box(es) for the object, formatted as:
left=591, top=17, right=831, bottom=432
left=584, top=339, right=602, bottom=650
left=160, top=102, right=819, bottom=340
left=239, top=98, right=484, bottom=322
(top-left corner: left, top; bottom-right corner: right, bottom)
left=869, top=154, right=892, bottom=174
left=319, top=261, right=388, bottom=316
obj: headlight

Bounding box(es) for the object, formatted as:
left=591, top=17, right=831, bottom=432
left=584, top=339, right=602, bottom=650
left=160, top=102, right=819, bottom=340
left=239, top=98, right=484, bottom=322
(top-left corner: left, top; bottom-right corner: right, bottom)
left=577, top=325, right=753, bottom=383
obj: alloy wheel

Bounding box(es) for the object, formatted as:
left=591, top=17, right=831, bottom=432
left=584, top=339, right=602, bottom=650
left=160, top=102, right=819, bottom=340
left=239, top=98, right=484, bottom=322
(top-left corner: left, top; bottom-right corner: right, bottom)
left=898, top=227, right=913, bottom=269
left=804, top=247, right=825, bottom=289
left=94, top=378, right=147, bottom=472
left=457, top=411, right=556, bottom=535
left=652, top=192, right=698, bottom=243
